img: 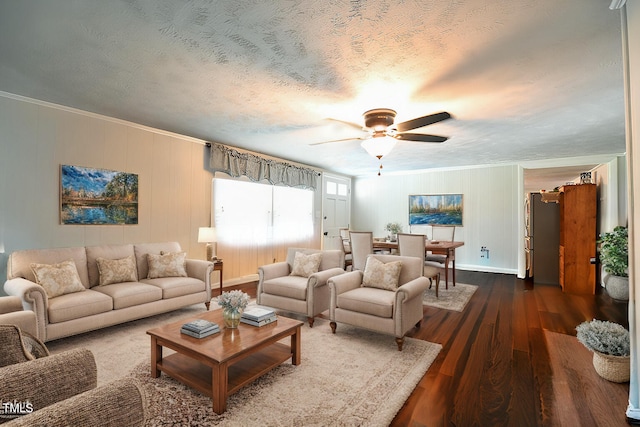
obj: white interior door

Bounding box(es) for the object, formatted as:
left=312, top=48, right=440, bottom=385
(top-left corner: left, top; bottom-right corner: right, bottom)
left=322, top=174, right=351, bottom=249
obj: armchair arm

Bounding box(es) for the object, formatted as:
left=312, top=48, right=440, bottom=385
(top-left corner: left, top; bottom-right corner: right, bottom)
left=3, top=278, right=48, bottom=341
left=328, top=271, right=363, bottom=320
left=185, top=259, right=214, bottom=296
left=5, top=379, right=146, bottom=427
left=328, top=270, right=363, bottom=295
left=308, top=267, right=345, bottom=288
left=1, top=348, right=97, bottom=415
left=257, top=262, right=291, bottom=305
left=396, top=277, right=430, bottom=302
left=0, top=296, right=23, bottom=314
left=258, top=262, right=290, bottom=282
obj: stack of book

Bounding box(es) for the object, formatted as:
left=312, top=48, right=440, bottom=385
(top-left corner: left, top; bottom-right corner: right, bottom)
left=240, top=306, right=277, bottom=327
left=180, top=319, right=220, bottom=338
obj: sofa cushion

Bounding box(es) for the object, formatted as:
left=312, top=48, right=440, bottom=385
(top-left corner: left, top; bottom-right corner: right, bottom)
left=47, top=290, right=113, bottom=323
left=362, top=257, right=403, bottom=291
left=337, top=287, right=395, bottom=318
left=7, top=246, right=90, bottom=288
left=93, top=282, right=162, bottom=309
left=146, top=252, right=187, bottom=279
left=96, top=255, right=138, bottom=286
left=141, top=277, right=205, bottom=299
left=85, top=244, right=136, bottom=288
left=30, top=260, right=86, bottom=298
left=134, top=242, right=182, bottom=281
left=262, top=276, right=308, bottom=301
left=290, top=251, right=322, bottom=278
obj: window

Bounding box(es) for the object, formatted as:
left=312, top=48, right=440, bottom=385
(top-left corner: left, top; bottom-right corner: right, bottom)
left=213, top=179, right=313, bottom=247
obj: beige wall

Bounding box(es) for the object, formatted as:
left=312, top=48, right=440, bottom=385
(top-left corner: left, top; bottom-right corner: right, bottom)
left=0, top=93, right=212, bottom=291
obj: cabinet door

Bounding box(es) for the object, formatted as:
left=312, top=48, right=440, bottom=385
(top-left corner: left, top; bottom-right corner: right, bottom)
left=559, top=184, right=596, bottom=294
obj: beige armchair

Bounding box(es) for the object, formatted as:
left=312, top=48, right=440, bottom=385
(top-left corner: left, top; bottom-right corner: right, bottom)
left=328, top=254, right=429, bottom=351
left=257, top=248, right=345, bottom=327
left=0, top=296, right=38, bottom=339
left=0, top=325, right=146, bottom=426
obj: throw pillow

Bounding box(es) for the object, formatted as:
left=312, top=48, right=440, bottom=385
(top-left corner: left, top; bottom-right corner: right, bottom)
left=147, top=252, right=188, bottom=279
left=30, top=259, right=85, bottom=298
left=290, top=252, right=322, bottom=278
left=362, top=257, right=403, bottom=291
left=96, top=255, right=139, bottom=286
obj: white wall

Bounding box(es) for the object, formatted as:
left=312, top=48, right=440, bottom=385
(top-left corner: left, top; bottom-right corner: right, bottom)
left=0, top=93, right=212, bottom=292
left=352, top=164, right=521, bottom=274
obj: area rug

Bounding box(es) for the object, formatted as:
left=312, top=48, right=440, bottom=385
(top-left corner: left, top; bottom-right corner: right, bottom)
left=422, top=282, right=478, bottom=312
left=130, top=318, right=441, bottom=426
left=46, top=304, right=441, bottom=426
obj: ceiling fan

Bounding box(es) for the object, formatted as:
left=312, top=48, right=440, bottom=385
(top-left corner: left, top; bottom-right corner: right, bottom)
left=312, top=108, right=452, bottom=175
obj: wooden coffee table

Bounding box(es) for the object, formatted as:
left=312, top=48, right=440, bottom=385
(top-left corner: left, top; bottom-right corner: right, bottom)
left=146, top=310, right=303, bottom=414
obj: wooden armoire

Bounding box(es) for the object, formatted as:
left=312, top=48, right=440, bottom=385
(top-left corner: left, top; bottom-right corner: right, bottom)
left=558, top=184, right=597, bottom=294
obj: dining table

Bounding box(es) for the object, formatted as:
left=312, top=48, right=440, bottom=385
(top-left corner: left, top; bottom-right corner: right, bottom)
left=372, top=240, right=464, bottom=287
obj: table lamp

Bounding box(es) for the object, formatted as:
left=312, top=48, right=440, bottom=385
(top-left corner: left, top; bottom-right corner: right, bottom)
left=198, top=227, right=217, bottom=261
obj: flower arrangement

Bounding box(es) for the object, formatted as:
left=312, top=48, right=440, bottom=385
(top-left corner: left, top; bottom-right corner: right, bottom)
left=598, top=226, right=628, bottom=277
left=217, top=290, right=250, bottom=314
left=385, top=222, right=403, bottom=235
left=576, top=319, right=630, bottom=357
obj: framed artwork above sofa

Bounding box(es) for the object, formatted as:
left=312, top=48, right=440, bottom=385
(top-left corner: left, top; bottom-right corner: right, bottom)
left=60, top=164, right=138, bottom=225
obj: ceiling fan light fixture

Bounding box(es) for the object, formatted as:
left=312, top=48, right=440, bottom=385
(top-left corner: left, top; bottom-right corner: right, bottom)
left=363, top=108, right=397, bottom=131
left=360, top=135, right=397, bottom=159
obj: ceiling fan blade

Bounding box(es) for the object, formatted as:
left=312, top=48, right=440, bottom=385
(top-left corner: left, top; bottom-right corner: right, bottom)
left=394, top=133, right=448, bottom=143
left=395, top=112, right=451, bottom=132
left=324, top=118, right=365, bottom=131
left=309, top=136, right=366, bottom=146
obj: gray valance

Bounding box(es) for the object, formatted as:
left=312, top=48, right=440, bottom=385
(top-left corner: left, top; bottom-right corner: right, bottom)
left=208, top=142, right=320, bottom=190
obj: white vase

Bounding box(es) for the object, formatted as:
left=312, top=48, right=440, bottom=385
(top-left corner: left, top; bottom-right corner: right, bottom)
left=604, top=275, right=629, bottom=301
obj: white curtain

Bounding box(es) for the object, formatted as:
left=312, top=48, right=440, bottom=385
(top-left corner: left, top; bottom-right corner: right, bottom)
left=213, top=178, right=315, bottom=280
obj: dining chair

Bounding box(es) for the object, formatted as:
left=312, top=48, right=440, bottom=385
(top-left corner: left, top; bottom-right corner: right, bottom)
left=349, top=231, right=374, bottom=271
left=339, top=228, right=352, bottom=260
left=336, top=229, right=353, bottom=270
left=426, top=225, right=456, bottom=288
left=409, top=224, right=430, bottom=238
left=397, top=233, right=441, bottom=297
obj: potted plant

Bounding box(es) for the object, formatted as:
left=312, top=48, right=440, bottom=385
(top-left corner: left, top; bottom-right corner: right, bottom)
left=576, top=319, right=630, bottom=382
left=598, top=225, right=628, bottom=301
left=385, top=222, right=403, bottom=242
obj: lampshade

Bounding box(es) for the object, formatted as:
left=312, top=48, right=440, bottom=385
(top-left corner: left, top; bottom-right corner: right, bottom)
left=360, top=136, right=397, bottom=159
left=198, top=227, right=217, bottom=243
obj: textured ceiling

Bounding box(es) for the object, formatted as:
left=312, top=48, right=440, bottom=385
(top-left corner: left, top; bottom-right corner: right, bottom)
left=0, top=0, right=626, bottom=179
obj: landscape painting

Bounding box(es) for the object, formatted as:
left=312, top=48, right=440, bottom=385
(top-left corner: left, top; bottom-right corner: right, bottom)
left=60, top=165, right=138, bottom=225
left=409, top=194, right=463, bottom=226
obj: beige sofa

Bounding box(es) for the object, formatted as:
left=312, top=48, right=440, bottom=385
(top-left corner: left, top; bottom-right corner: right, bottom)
left=4, top=242, right=212, bottom=342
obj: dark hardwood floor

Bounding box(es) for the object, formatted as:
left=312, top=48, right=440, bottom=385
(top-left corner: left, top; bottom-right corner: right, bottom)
left=221, top=270, right=630, bottom=426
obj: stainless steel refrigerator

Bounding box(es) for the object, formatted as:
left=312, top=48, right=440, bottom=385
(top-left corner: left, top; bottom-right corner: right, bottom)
left=525, top=192, right=560, bottom=285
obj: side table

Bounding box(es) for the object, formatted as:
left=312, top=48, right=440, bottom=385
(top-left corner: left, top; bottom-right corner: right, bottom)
left=212, top=260, right=223, bottom=296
